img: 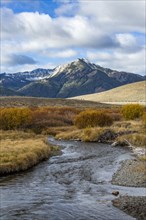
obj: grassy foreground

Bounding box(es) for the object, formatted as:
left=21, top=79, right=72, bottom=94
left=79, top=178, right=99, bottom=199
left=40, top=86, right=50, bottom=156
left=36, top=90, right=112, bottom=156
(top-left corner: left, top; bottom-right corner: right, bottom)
left=56, top=120, right=146, bottom=148
left=0, top=131, right=58, bottom=175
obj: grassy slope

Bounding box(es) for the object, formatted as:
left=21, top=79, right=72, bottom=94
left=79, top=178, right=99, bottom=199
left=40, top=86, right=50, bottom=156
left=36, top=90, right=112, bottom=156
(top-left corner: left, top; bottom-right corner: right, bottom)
left=71, top=81, right=146, bottom=104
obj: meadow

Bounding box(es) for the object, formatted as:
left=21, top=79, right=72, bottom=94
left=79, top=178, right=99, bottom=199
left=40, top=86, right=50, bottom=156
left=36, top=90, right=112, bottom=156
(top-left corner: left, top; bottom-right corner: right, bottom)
left=0, top=99, right=145, bottom=175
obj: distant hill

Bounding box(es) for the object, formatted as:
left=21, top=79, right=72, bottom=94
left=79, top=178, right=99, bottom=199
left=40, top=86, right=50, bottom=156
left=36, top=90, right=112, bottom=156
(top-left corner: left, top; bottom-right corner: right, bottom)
left=72, top=81, right=146, bottom=105
left=0, top=58, right=145, bottom=98
left=0, top=86, right=23, bottom=96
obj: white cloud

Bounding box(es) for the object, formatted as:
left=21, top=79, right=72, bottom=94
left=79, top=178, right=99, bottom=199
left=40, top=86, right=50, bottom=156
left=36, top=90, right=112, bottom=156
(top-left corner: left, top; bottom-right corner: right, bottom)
left=87, top=47, right=145, bottom=75
left=79, top=0, right=145, bottom=33
left=0, top=0, right=145, bottom=74
left=55, top=2, right=78, bottom=16
left=44, top=49, right=77, bottom=58
left=116, top=33, right=142, bottom=53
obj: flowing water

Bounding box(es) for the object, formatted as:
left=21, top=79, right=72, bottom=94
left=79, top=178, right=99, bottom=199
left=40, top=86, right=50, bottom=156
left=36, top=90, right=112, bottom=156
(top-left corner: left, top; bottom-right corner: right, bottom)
left=0, top=138, right=145, bottom=220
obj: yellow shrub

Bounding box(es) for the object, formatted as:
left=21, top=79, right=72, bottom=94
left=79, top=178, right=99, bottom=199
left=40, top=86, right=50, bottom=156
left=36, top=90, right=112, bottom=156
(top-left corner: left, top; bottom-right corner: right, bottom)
left=0, top=108, right=32, bottom=130
left=121, top=104, right=144, bottom=120
left=74, top=110, right=113, bottom=129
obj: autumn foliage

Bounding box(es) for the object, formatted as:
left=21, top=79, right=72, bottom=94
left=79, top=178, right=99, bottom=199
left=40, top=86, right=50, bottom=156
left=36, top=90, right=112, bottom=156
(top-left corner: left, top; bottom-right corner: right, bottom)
left=0, top=108, right=32, bottom=130
left=74, top=110, right=113, bottom=128
left=0, top=107, right=80, bottom=133
left=121, top=104, right=144, bottom=120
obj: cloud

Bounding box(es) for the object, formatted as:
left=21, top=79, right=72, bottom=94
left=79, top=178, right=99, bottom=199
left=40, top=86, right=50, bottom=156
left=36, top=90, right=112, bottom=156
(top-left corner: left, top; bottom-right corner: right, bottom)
left=2, top=54, right=37, bottom=66
left=55, top=2, right=78, bottom=16
left=0, top=0, right=145, bottom=75
left=115, top=33, right=142, bottom=53
left=87, top=47, right=145, bottom=75
left=1, top=8, right=118, bottom=50
left=79, top=0, right=145, bottom=33
left=44, top=49, right=77, bottom=58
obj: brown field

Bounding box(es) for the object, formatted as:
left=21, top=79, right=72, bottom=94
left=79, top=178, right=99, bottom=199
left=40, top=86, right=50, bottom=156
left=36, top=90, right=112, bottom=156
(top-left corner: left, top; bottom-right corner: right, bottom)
left=0, top=96, right=114, bottom=108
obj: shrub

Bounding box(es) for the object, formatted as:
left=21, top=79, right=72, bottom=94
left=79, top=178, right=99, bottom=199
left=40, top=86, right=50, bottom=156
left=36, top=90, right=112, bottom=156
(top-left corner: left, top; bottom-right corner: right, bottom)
left=74, top=110, right=113, bottom=129
left=0, top=108, right=32, bottom=130
left=121, top=104, right=144, bottom=120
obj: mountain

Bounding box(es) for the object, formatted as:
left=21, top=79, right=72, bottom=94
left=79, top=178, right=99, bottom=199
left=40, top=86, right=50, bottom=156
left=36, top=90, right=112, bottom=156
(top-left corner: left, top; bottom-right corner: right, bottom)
left=0, top=68, right=52, bottom=90
left=0, top=86, right=24, bottom=96
left=0, top=58, right=145, bottom=98
left=72, top=81, right=146, bottom=105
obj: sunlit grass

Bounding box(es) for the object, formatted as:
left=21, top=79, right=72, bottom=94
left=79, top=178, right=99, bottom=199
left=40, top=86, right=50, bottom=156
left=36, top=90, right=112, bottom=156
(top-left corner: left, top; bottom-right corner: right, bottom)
left=0, top=131, right=58, bottom=175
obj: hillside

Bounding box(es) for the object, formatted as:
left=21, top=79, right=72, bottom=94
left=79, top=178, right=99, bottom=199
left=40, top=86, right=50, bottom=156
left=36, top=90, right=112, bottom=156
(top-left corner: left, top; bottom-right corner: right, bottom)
left=0, top=86, right=23, bottom=96
left=0, top=59, right=144, bottom=98
left=72, top=81, right=146, bottom=105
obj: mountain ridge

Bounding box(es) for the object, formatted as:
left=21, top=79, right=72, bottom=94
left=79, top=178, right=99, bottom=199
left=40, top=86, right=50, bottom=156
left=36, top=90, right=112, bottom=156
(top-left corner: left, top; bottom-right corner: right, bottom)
left=0, top=58, right=145, bottom=98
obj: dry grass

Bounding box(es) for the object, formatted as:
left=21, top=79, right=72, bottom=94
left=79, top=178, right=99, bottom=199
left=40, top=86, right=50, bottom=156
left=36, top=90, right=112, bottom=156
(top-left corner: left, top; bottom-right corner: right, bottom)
left=55, top=119, right=146, bottom=147
left=0, top=130, right=36, bottom=140
left=56, top=129, right=83, bottom=141
left=56, top=127, right=115, bottom=142
left=42, top=126, right=75, bottom=136
left=113, top=120, right=142, bottom=131
left=0, top=96, right=112, bottom=108
left=0, top=131, right=58, bottom=175
left=112, top=120, right=146, bottom=147
left=72, top=81, right=146, bottom=105
left=117, top=134, right=146, bottom=148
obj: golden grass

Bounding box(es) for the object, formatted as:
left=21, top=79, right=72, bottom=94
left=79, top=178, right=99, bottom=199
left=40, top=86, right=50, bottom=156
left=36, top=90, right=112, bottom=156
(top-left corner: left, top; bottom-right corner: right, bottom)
left=72, top=81, right=146, bottom=105
left=56, top=129, right=83, bottom=141
left=112, top=120, right=146, bottom=147
left=0, top=131, right=58, bottom=175
left=55, top=119, right=146, bottom=147
left=117, top=134, right=146, bottom=148
left=42, top=126, right=75, bottom=136
left=56, top=127, right=113, bottom=142
left=112, top=120, right=143, bottom=132
left=0, top=130, right=36, bottom=140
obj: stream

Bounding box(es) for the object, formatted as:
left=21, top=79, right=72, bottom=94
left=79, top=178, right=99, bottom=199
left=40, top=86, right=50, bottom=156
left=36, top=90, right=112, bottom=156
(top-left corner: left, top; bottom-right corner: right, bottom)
left=0, top=137, right=145, bottom=220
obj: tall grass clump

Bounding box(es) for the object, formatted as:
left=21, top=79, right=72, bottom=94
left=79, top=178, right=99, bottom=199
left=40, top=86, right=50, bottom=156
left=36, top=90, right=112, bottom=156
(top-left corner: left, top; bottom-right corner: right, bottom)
left=74, top=110, right=113, bottom=129
left=121, top=104, right=144, bottom=120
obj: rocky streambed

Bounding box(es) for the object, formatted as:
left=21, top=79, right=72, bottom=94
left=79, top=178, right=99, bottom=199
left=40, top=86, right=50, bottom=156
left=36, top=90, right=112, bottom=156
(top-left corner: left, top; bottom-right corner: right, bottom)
left=0, top=137, right=145, bottom=220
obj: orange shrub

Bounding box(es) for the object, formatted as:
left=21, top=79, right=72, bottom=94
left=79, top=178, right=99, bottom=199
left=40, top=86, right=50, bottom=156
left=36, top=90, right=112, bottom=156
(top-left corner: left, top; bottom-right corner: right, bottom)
left=121, top=104, right=144, bottom=120
left=0, top=108, right=32, bottom=130
left=74, top=110, right=113, bottom=129
left=0, top=106, right=81, bottom=133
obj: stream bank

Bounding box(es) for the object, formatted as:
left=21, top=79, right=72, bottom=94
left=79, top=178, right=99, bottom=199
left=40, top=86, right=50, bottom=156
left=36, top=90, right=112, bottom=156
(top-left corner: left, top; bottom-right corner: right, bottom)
left=0, top=137, right=145, bottom=220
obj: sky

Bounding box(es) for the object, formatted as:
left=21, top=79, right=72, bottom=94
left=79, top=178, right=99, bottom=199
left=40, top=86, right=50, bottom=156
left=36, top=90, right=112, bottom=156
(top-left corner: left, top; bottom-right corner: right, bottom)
left=0, top=0, right=145, bottom=75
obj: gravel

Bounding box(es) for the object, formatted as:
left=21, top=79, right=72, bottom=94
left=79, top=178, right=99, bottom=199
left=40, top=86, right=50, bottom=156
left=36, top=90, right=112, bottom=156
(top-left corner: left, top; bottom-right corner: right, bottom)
left=112, top=196, right=146, bottom=220
left=112, top=159, right=146, bottom=220
left=112, top=159, right=146, bottom=187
